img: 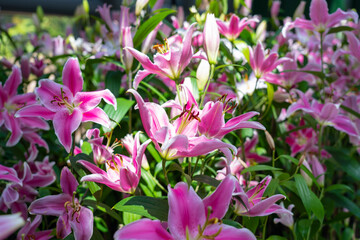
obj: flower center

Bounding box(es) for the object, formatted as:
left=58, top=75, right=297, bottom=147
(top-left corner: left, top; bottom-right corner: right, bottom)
left=217, top=94, right=237, bottom=113
left=64, top=194, right=82, bottom=223
left=50, top=88, right=76, bottom=113
left=152, top=38, right=170, bottom=54
left=177, top=104, right=201, bottom=134
left=194, top=207, right=223, bottom=240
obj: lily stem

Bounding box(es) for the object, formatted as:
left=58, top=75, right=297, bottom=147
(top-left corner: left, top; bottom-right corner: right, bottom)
left=128, top=71, right=133, bottom=133
left=162, top=159, right=169, bottom=185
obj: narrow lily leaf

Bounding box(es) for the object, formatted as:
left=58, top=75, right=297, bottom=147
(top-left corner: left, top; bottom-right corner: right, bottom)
left=193, top=175, right=220, bottom=188
left=266, top=236, right=288, bottom=240
left=325, top=148, right=360, bottom=181
left=325, top=184, right=354, bottom=193
left=139, top=81, right=167, bottom=102
left=113, top=196, right=169, bottom=221
left=340, top=105, right=360, bottom=119
left=83, top=199, right=122, bottom=222
left=139, top=134, right=161, bottom=163
left=123, top=212, right=142, bottom=225
left=327, top=26, right=354, bottom=35
left=133, top=9, right=176, bottom=48
left=241, top=165, right=282, bottom=174
left=279, top=155, right=321, bottom=189
left=102, top=98, right=134, bottom=132
left=105, top=71, right=122, bottom=97
left=326, top=192, right=360, bottom=218
left=294, top=174, right=324, bottom=222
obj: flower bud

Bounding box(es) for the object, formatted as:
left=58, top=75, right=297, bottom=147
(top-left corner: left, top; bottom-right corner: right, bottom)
left=20, top=56, right=30, bottom=80
left=122, top=27, right=134, bottom=72
left=203, top=13, right=220, bottom=65
left=135, top=0, right=149, bottom=16
left=196, top=59, right=210, bottom=91
left=265, top=130, right=275, bottom=151
left=293, top=1, right=306, bottom=19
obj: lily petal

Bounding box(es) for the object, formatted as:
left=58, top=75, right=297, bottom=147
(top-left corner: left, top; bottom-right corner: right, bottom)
left=70, top=207, right=93, bottom=240
left=74, top=89, right=117, bottom=112
left=15, top=104, right=56, bottom=120
left=4, top=65, right=22, bottom=97
left=62, top=58, right=84, bottom=96
left=53, top=108, right=82, bottom=153
left=29, top=194, right=71, bottom=216
left=60, top=167, right=79, bottom=195
left=82, top=107, right=111, bottom=128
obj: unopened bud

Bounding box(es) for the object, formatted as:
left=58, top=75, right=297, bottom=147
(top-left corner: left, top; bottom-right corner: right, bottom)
left=135, top=0, right=149, bottom=16
left=196, top=59, right=210, bottom=91
left=203, top=13, right=220, bottom=65
left=298, top=154, right=306, bottom=167
left=265, top=130, right=275, bottom=151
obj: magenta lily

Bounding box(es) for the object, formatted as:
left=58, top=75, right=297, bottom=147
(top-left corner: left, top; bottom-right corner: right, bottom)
left=28, top=167, right=93, bottom=240
left=16, top=57, right=117, bottom=152
left=248, top=42, right=290, bottom=80
left=114, top=175, right=256, bottom=240
left=79, top=132, right=151, bottom=193
left=234, top=176, right=291, bottom=217
left=199, top=100, right=265, bottom=139
left=129, top=89, right=237, bottom=160
left=216, top=14, right=258, bottom=41
left=0, top=66, right=49, bottom=147
left=17, top=215, right=52, bottom=240
left=125, top=23, right=195, bottom=89
left=287, top=90, right=357, bottom=136
left=0, top=213, right=25, bottom=240
left=283, top=0, right=358, bottom=34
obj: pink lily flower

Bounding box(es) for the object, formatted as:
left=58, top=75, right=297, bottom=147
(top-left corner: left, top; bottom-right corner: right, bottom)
left=283, top=0, right=358, bottom=34
left=0, top=213, right=25, bottom=240
left=114, top=175, right=256, bottom=240
left=129, top=89, right=237, bottom=160
left=17, top=215, right=52, bottom=240
left=28, top=167, right=93, bottom=240
left=237, top=131, right=270, bottom=163
left=0, top=66, right=49, bottom=147
left=122, top=133, right=150, bottom=170
left=274, top=202, right=295, bottom=229
left=16, top=58, right=117, bottom=152
left=199, top=99, right=265, bottom=139
left=287, top=90, right=357, bottom=136
left=79, top=132, right=151, bottom=193
left=234, top=176, right=291, bottom=217
left=85, top=128, right=113, bottom=165
left=125, top=23, right=196, bottom=89
left=248, top=42, right=290, bottom=80
left=217, top=14, right=258, bottom=41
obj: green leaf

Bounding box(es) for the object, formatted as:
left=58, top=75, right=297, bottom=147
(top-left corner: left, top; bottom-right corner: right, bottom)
left=105, top=71, right=122, bottom=97
left=36, top=6, right=44, bottom=21
left=83, top=199, right=122, bottom=222
left=326, top=192, right=360, bottom=218
left=133, top=9, right=176, bottom=48
left=123, top=212, right=142, bottom=225
left=325, top=184, right=354, bottom=193
left=325, top=148, right=360, bottom=181
left=340, top=105, right=360, bottom=119
left=113, top=196, right=168, bottom=221
left=295, top=219, right=312, bottom=240
left=102, top=98, right=134, bottom=132
left=266, top=236, right=288, bottom=240
left=139, top=135, right=161, bottom=162
left=241, top=165, right=282, bottom=174
left=193, top=175, right=220, bottom=188
left=294, top=174, right=324, bottom=222
left=81, top=142, right=92, bottom=155
left=327, top=26, right=354, bottom=35
left=140, top=81, right=168, bottom=102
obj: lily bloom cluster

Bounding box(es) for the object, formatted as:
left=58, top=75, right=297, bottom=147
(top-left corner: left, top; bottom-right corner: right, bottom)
left=0, top=0, right=360, bottom=239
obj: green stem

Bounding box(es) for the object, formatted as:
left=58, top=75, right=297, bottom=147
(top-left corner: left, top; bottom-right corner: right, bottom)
left=147, top=169, right=167, bottom=193
left=162, top=159, right=169, bottom=185
left=317, top=124, right=324, bottom=162
left=199, top=64, right=215, bottom=108
left=262, top=216, right=268, bottom=240
left=128, top=71, right=133, bottom=133
left=176, top=82, right=182, bottom=106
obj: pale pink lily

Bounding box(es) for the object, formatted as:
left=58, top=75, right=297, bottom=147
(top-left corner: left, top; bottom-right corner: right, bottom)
left=0, top=213, right=25, bottom=240
left=17, top=215, right=52, bottom=240
left=217, top=14, right=258, bottom=41
left=346, top=31, right=360, bottom=62
left=234, top=176, right=291, bottom=217
left=16, top=57, right=117, bottom=152
left=125, top=23, right=196, bottom=89
left=248, top=42, right=290, bottom=80
left=114, top=175, right=256, bottom=240
left=28, top=167, right=93, bottom=240
left=122, top=133, right=150, bottom=170
left=287, top=90, right=357, bottom=136
left=199, top=100, right=265, bottom=139
left=79, top=132, right=151, bottom=193
left=283, top=0, right=358, bottom=34
left=129, top=89, right=237, bottom=160
left=274, top=202, right=295, bottom=229
left=0, top=66, right=49, bottom=147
